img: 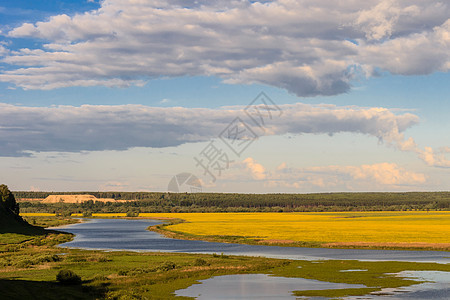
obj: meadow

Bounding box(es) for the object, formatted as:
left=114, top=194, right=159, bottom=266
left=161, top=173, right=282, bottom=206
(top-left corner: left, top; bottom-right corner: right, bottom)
left=2, top=216, right=450, bottom=299
left=138, top=211, right=450, bottom=250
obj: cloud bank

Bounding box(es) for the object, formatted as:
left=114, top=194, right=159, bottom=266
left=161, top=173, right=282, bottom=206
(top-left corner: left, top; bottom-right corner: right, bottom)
left=1, top=0, right=449, bottom=95
left=267, top=161, right=427, bottom=189
left=223, top=158, right=426, bottom=189
left=1, top=101, right=448, bottom=167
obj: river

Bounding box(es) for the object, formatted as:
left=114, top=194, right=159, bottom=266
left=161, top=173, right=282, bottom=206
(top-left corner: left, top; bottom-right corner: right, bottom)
left=55, top=218, right=450, bottom=263
left=54, top=218, right=450, bottom=299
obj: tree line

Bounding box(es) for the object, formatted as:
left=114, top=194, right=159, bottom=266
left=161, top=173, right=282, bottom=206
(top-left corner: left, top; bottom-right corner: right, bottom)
left=15, top=191, right=450, bottom=214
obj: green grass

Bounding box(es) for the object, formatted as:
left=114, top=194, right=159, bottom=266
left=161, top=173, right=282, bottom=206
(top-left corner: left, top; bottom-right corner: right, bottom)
left=269, top=260, right=450, bottom=298
left=0, top=223, right=47, bottom=244
left=1, top=246, right=287, bottom=299
left=2, top=232, right=450, bottom=299
left=2, top=215, right=450, bottom=299
left=0, top=215, right=77, bottom=245
left=3, top=245, right=450, bottom=299
left=22, top=216, right=80, bottom=228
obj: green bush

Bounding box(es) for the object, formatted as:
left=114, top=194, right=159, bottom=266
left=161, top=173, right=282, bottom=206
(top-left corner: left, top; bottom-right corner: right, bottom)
left=126, top=211, right=139, bottom=217
left=82, top=211, right=92, bottom=217
left=56, top=269, right=82, bottom=285
left=194, top=258, right=209, bottom=266
left=212, top=253, right=229, bottom=259
left=157, top=261, right=176, bottom=271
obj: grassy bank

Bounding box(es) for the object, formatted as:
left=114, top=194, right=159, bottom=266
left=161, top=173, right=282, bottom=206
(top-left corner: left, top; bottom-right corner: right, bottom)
left=1, top=215, right=450, bottom=299
left=1, top=233, right=450, bottom=299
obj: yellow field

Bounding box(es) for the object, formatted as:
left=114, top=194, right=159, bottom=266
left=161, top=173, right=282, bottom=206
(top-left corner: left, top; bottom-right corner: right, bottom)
left=20, top=213, right=56, bottom=217
left=20, top=211, right=450, bottom=249
left=140, top=212, right=450, bottom=248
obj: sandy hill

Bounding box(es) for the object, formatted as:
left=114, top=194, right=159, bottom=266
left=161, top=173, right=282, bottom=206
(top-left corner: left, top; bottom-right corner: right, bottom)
left=42, top=195, right=116, bottom=203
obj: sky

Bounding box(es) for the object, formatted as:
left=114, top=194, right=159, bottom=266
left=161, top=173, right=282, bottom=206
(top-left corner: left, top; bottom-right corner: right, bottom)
left=0, top=0, right=449, bottom=193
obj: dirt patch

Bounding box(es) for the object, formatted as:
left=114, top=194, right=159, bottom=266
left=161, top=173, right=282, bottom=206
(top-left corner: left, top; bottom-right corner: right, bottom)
left=42, top=195, right=116, bottom=203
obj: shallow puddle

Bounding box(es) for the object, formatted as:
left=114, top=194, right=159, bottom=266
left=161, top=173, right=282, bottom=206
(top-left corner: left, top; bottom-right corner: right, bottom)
left=346, top=271, right=450, bottom=300
left=175, top=273, right=366, bottom=299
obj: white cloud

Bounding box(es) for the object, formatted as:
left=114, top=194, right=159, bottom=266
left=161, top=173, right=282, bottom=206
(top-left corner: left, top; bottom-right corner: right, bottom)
left=0, top=101, right=448, bottom=167
left=238, top=157, right=267, bottom=180
left=418, top=147, right=450, bottom=168
left=0, top=102, right=411, bottom=155
left=340, top=163, right=426, bottom=185
left=0, top=0, right=448, bottom=95
left=0, top=45, right=8, bottom=56
left=268, top=162, right=426, bottom=190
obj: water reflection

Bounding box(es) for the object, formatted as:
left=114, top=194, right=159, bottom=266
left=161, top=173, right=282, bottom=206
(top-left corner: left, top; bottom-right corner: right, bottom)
left=175, top=274, right=365, bottom=299
left=346, top=271, right=450, bottom=300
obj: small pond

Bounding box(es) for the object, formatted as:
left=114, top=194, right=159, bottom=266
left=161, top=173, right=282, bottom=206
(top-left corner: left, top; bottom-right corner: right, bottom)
left=175, top=274, right=366, bottom=299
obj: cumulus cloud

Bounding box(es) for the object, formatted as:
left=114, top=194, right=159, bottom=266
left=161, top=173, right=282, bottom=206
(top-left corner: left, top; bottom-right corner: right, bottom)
left=269, top=162, right=426, bottom=189
left=418, top=147, right=450, bottom=168
left=0, top=101, right=448, bottom=167
left=0, top=0, right=448, bottom=95
left=238, top=157, right=267, bottom=180
left=0, top=102, right=413, bottom=155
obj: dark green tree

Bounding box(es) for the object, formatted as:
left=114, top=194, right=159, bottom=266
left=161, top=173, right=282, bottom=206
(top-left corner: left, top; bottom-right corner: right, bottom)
left=0, top=184, right=19, bottom=215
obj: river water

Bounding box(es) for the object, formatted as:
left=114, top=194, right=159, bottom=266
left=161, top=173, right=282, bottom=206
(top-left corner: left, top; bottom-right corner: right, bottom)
left=54, top=218, right=450, bottom=299
left=55, top=218, right=450, bottom=263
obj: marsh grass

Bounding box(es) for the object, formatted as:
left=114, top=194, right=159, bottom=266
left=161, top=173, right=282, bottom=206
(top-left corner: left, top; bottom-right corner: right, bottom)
left=22, top=216, right=80, bottom=228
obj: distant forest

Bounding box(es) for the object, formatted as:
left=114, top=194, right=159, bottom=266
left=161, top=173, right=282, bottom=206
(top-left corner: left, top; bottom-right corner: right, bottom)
left=14, top=191, right=450, bottom=214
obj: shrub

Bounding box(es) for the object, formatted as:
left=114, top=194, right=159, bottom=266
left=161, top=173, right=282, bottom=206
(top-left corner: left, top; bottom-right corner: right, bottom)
left=157, top=261, right=176, bottom=271
left=68, top=255, right=87, bottom=262
left=4, top=245, right=19, bottom=252
left=126, top=211, right=139, bottom=217
left=56, top=269, right=82, bottom=285
left=37, top=254, right=61, bottom=263
left=212, top=253, right=229, bottom=259
left=194, top=258, right=209, bottom=266
left=13, top=259, right=32, bottom=268
left=92, top=274, right=109, bottom=281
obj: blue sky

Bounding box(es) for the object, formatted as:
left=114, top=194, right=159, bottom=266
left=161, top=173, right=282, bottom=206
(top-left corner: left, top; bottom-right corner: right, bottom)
left=0, top=0, right=449, bottom=192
